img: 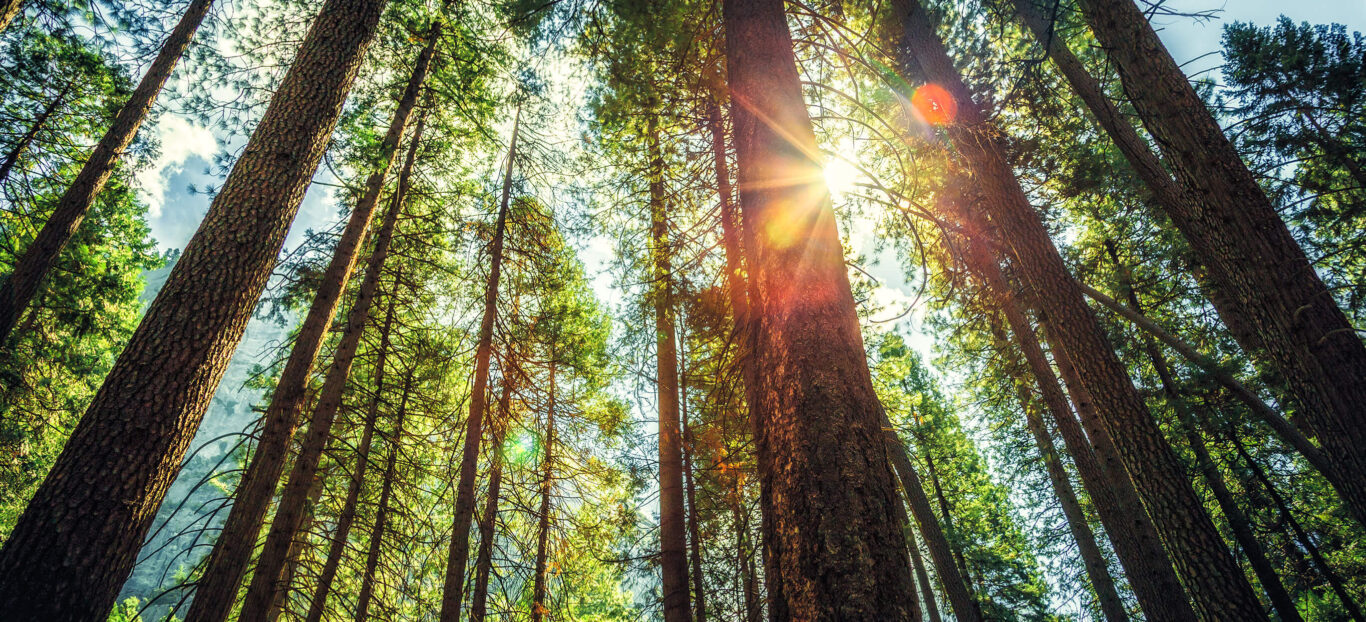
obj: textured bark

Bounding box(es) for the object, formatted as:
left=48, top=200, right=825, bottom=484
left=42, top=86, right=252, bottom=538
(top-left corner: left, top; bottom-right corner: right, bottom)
left=892, top=1, right=1265, bottom=617
left=964, top=236, right=1194, bottom=621
left=531, top=361, right=557, bottom=622
left=885, top=429, right=980, bottom=622
left=305, top=301, right=394, bottom=622
left=906, top=523, right=942, bottom=622
left=470, top=373, right=514, bottom=622
left=355, top=367, right=414, bottom=621
left=188, top=36, right=435, bottom=622
left=922, top=453, right=977, bottom=605
left=0, top=0, right=212, bottom=347
left=647, top=115, right=692, bottom=622
left=680, top=347, right=708, bottom=622
left=265, top=470, right=327, bottom=622
left=235, top=114, right=418, bottom=620
left=0, top=0, right=20, bottom=34
left=722, top=0, right=918, bottom=617
left=0, top=0, right=384, bottom=616
left=0, top=83, right=68, bottom=187
left=439, top=109, right=519, bottom=622
left=1076, top=0, right=1366, bottom=530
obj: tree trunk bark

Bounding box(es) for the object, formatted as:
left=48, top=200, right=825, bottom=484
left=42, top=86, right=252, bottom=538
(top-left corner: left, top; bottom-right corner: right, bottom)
left=1077, top=0, right=1366, bottom=530
left=681, top=356, right=707, bottom=622
left=921, top=452, right=977, bottom=606
left=265, top=469, right=327, bottom=622
left=0, top=83, right=69, bottom=187
left=721, top=0, right=918, bottom=616
left=188, top=33, right=436, bottom=621
left=235, top=114, right=419, bottom=619
left=0, top=0, right=21, bottom=34
left=305, top=301, right=395, bottom=622
left=906, top=522, right=942, bottom=622
left=354, top=367, right=414, bottom=621
left=470, top=371, right=514, bottom=622
left=531, top=360, right=557, bottom=622
left=892, top=1, right=1266, bottom=617
left=0, top=0, right=214, bottom=346
left=0, top=0, right=385, bottom=616
left=728, top=475, right=761, bottom=622
left=439, top=108, right=519, bottom=622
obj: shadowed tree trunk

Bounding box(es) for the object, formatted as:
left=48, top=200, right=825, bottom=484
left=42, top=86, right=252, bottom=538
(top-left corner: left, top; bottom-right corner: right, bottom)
left=355, top=367, right=414, bottom=621
left=728, top=474, right=761, bottom=622
left=188, top=33, right=437, bottom=622
left=0, top=83, right=69, bottom=187
left=0, top=0, right=214, bottom=346
left=907, top=523, right=942, bottom=622
left=470, top=370, right=515, bottom=622
left=266, top=471, right=328, bottom=622
left=648, top=113, right=692, bottom=622
left=1076, top=0, right=1366, bottom=529
left=921, top=451, right=977, bottom=606
left=235, top=114, right=421, bottom=619
left=680, top=338, right=707, bottom=622
left=531, top=360, right=558, bottom=622
left=304, top=298, right=396, bottom=622
left=892, top=0, right=1265, bottom=616
left=0, top=0, right=386, bottom=616
left=721, top=0, right=919, bottom=615
left=439, top=108, right=520, bottom=622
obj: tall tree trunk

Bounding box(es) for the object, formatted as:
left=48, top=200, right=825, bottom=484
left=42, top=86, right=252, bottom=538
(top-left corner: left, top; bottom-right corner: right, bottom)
left=884, top=429, right=980, bottom=622
left=892, top=1, right=1265, bottom=617
left=0, top=0, right=385, bottom=616
left=907, top=524, right=942, bottom=622
left=305, top=300, right=396, bottom=622
left=471, top=371, right=515, bottom=622
left=681, top=344, right=707, bottom=622
left=1076, top=0, right=1366, bottom=529
left=0, top=0, right=21, bottom=34
left=648, top=114, right=692, bottom=622
left=964, top=235, right=1194, bottom=621
left=728, top=475, right=761, bottom=622
left=921, top=452, right=977, bottom=605
left=355, top=367, right=414, bottom=621
left=0, top=0, right=214, bottom=346
left=267, top=471, right=328, bottom=622
left=188, top=35, right=436, bottom=622
left=0, top=83, right=69, bottom=187
left=531, top=360, right=557, bottom=622
left=235, top=115, right=419, bottom=619
left=721, top=0, right=918, bottom=616
left=439, top=108, right=519, bottom=622
left=1005, top=360, right=1128, bottom=622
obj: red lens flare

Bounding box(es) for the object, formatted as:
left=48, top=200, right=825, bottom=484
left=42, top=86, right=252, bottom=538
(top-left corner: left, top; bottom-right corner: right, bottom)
left=911, top=83, right=957, bottom=126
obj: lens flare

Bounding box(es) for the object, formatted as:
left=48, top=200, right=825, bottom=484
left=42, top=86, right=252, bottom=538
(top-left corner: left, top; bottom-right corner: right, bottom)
left=911, top=83, right=957, bottom=125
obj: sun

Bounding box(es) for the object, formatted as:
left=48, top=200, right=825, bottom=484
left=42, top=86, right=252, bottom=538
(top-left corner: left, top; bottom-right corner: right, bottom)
left=823, top=151, right=861, bottom=200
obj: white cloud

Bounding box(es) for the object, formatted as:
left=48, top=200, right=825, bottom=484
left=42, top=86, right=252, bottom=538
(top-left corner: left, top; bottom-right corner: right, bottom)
left=136, top=113, right=218, bottom=218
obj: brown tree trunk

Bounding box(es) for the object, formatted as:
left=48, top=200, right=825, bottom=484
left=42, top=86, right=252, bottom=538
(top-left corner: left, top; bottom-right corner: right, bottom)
left=305, top=300, right=395, bottom=622
left=0, top=83, right=68, bottom=187
left=721, top=0, right=918, bottom=616
left=0, top=0, right=214, bottom=346
left=234, top=114, right=419, bottom=619
left=439, top=108, right=519, bottom=622
left=188, top=34, right=436, bottom=622
left=964, top=236, right=1194, bottom=621
left=470, top=372, right=515, bottom=622
left=265, top=470, right=327, bottom=622
left=885, top=429, right=980, bottom=622
left=906, top=523, right=942, bottom=622
left=681, top=345, right=707, bottom=622
left=1077, top=0, right=1366, bottom=529
left=892, top=1, right=1266, bottom=617
left=647, top=114, right=692, bottom=622
left=0, top=0, right=20, bottom=34
left=0, top=0, right=385, bottom=616
left=921, top=452, right=977, bottom=606
left=531, top=360, right=557, bottom=622
left=728, top=475, right=761, bottom=622
left=355, top=367, right=414, bottom=621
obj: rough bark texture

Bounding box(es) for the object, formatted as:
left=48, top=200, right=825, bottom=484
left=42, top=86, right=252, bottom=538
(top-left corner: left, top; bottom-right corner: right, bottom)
left=235, top=115, right=417, bottom=620
left=721, top=0, right=918, bottom=617
left=531, top=361, right=557, bottom=622
left=0, top=0, right=213, bottom=346
left=0, top=0, right=384, bottom=617
left=1077, top=0, right=1366, bottom=529
left=304, top=300, right=395, bottom=622
left=187, top=36, right=435, bottom=622
left=470, top=373, right=514, bottom=622
left=0, top=0, right=20, bottom=34
left=265, top=470, right=328, bottom=622
left=893, top=1, right=1265, bottom=617
left=648, top=115, right=692, bottom=622
left=439, top=109, right=519, bottom=622
left=355, top=368, right=413, bottom=621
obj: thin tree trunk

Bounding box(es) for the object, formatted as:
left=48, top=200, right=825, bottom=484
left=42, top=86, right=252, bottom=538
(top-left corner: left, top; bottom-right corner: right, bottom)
left=354, top=367, right=413, bottom=621
left=892, top=1, right=1265, bottom=616
left=267, top=471, right=328, bottom=622
left=728, top=475, right=761, bottom=622
left=964, top=235, right=1194, bottom=621
left=884, top=428, right=980, bottom=622
left=722, top=0, right=918, bottom=615
left=0, top=0, right=385, bottom=615
left=305, top=300, right=396, bottom=622
left=531, top=360, right=557, bottom=622
left=0, top=0, right=214, bottom=346
left=235, top=115, right=419, bottom=620
left=470, top=371, right=515, bottom=622
left=921, top=452, right=977, bottom=606
left=188, top=35, right=436, bottom=622
left=1077, top=0, right=1366, bottom=530
left=681, top=343, right=707, bottom=622
left=907, top=523, right=942, bottom=622
left=0, top=0, right=20, bottom=34
left=648, top=114, right=692, bottom=622
left=439, top=108, right=520, bottom=622
left=0, top=83, right=69, bottom=187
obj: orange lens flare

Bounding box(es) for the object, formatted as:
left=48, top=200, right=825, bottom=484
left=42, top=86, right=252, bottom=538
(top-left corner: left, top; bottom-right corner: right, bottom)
left=911, top=83, right=957, bottom=125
